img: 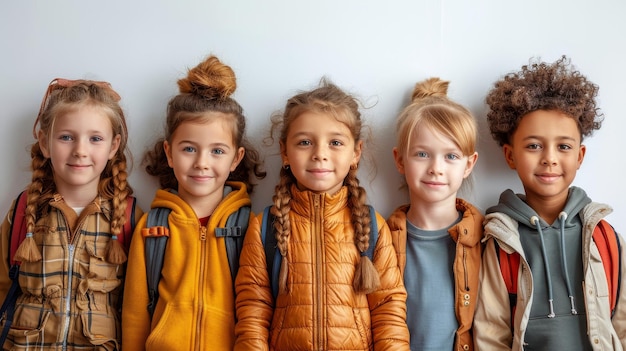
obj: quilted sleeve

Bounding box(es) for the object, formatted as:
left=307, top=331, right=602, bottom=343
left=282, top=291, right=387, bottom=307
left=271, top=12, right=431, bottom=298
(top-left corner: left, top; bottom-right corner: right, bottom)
left=368, top=213, right=410, bottom=350
left=234, top=214, right=273, bottom=351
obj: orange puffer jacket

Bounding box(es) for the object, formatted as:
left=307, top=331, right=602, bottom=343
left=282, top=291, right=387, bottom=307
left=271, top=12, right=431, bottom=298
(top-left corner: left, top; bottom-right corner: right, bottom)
left=235, top=186, right=410, bottom=351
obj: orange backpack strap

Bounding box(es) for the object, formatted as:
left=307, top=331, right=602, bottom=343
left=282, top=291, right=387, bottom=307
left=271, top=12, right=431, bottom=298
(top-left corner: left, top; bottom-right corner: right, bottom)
left=592, top=219, right=621, bottom=316
left=496, top=240, right=520, bottom=328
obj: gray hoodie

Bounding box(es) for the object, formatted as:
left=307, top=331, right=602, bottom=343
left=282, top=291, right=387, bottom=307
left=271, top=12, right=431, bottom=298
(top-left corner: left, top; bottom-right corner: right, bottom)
left=486, top=186, right=592, bottom=351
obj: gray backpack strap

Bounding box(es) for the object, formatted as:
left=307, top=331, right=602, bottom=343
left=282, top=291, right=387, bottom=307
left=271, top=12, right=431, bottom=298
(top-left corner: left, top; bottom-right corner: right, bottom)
left=216, top=205, right=250, bottom=283
left=364, top=205, right=378, bottom=261
left=144, top=207, right=171, bottom=319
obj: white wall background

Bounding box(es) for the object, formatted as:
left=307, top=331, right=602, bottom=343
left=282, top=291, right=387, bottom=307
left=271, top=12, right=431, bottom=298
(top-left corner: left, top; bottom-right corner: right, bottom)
left=1, top=0, right=624, bottom=233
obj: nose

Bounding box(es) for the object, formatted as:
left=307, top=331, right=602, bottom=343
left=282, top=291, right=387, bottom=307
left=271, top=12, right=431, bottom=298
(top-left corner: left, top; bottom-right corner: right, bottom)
left=428, top=158, right=444, bottom=175
left=73, top=139, right=88, bottom=157
left=541, top=149, right=558, bottom=166
left=194, top=151, right=210, bottom=170
left=312, top=144, right=328, bottom=161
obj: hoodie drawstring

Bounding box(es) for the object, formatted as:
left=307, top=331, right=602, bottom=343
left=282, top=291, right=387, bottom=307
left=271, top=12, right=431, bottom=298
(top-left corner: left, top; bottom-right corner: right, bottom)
left=530, top=216, right=556, bottom=318
left=558, top=212, right=578, bottom=315
left=530, top=213, right=578, bottom=319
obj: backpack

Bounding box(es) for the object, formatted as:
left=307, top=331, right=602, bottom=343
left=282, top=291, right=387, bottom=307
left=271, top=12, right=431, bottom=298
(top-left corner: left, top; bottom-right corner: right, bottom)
left=260, top=204, right=379, bottom=300
left=0, top=190, right=136, bottom=344
left=141, top=194, right=250, bottom=319
left=497, top=219, right=622, bottom=323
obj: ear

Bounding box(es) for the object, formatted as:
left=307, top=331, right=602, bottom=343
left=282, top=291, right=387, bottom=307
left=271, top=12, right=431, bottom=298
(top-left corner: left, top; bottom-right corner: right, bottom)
left=503, top=144, right=516, bottom=169
left=352, top=140, right=363, bottom=166
left=279, top=140, right=289, bottom=166
left=392, top=147, right=405, bottom=175
left=230, top=147, right=245, bottom=172
left=108, top=134, right=121, bottom=160
left=463, top=151, right=479, bottom=178
left=577, top=144, right=586, bottom=169
left=38, top=130, right=50, bottom=158
left=163, top=140, right=174, bottom=168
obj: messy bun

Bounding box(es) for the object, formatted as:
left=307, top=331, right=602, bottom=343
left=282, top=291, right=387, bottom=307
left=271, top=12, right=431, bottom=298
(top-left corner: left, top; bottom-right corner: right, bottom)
left=144, top=55, right=265, bottom=192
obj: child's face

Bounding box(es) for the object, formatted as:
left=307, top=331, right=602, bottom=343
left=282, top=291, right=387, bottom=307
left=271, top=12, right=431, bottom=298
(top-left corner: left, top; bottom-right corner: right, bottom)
left=503, top=109, right=585, bottom=208
left=164, top=115, right=244, bottom=213
left=39, top=104, right=120, bottom=202
left=394, top=125, right=477, bottom=206
left=281, top=111, right=361, bottom=195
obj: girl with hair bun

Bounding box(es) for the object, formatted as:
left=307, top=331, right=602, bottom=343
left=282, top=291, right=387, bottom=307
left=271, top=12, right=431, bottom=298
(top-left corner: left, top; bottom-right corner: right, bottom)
left=386, top=77, right=483, bottom=351
left=234, top=79, right=409, bottom=351
left=122, top=55, right=265, bottom=350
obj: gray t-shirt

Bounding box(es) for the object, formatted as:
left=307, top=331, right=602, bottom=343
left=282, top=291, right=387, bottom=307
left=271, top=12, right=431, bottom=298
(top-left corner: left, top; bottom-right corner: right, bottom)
left=404, top=214, right=461, bottom=351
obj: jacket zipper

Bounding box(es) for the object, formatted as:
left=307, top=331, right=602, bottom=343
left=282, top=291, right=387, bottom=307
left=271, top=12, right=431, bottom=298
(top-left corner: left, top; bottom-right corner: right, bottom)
left=62, top=211, right=89, bottom=350
left=62, top=244, right=75, bottom=350
left=196, top=225, right=208, bottom=350
left=312, top=194, right=325, bottom=350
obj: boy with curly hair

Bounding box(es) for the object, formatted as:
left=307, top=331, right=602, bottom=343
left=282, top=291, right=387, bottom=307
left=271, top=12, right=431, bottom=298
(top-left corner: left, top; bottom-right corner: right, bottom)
left=473, top=56, right=626, bottom=351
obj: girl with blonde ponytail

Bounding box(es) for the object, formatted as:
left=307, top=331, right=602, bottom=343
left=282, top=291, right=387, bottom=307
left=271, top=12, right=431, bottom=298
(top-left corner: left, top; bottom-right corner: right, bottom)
left=235, top=79, right=409, bottom=351
left=0, top=78, right=141, bottom=350
left=387, top=77, right=483, bottom=351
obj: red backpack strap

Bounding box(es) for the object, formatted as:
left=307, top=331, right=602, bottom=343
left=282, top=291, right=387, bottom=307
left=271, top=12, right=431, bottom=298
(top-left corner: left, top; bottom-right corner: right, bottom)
left=496, top=241, right=520, bottom=327
left=9, top=191, right=29, bottom=266
left=119, top=196, right=136, bottom=252
left=592, top=219, right=620, bottom=316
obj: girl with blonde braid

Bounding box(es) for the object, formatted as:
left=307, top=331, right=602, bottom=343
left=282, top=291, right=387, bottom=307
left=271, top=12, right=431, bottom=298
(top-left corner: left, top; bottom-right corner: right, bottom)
left=235, top=79, right=410, bottom=351
left=0, top=78, right=141, bottom=350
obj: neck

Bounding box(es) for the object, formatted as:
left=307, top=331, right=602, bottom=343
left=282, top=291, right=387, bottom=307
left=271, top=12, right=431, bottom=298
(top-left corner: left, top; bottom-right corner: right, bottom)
left=406, top=197, right=458, bottom=230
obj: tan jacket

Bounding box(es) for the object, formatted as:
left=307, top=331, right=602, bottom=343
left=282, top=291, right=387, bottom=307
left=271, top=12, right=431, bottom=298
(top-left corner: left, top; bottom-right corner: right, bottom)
left=0, top=194, right=142, bottom=350
left=234, top=186, right=410, bottom=351
left=473, top=202, right=626, bottom=351
left=386, top=199, right=484, bottom=351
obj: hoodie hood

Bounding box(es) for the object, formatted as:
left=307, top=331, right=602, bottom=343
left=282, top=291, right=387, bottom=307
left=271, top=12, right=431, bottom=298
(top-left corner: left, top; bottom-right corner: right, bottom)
left=486, top=186, right=591, bottom=229
left=150, top=181, right=250, bottom=232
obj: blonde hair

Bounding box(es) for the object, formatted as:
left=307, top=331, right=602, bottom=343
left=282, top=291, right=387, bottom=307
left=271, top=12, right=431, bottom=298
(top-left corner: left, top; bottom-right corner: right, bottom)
left=28, top=79, right=132, bottom=253
left=396, top=77, right=477, bottom=164
left=270, top=78, right=380, bottom=294
left=144, top=55, right=265, bottom=192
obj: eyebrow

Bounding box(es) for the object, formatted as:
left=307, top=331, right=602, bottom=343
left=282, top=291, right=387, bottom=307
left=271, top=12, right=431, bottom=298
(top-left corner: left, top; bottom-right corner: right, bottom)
left=522, top=135, right=579, bottom=142
left=291, top=131, right=349, bottom=139
left=177, top=140, right=232, bottom=149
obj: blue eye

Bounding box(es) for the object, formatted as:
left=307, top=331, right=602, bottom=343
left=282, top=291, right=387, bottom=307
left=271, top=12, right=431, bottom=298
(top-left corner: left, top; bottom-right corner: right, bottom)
left=212, top=149, right=225, bottom=155
left=416, top=151, right=428, bottom=158
left=59, top=135, right=73, bottom=141
left=90, top=136, right=104, bottom=142
left=445, top=153, right=460, bottom=160
left=183, top=146, right=196, bottom=153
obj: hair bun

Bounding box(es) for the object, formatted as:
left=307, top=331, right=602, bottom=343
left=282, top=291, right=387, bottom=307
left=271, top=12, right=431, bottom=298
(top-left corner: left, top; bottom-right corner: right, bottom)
left=411, top=77, right=449, bottom=102
left=177, top=55, right=237, bottom=99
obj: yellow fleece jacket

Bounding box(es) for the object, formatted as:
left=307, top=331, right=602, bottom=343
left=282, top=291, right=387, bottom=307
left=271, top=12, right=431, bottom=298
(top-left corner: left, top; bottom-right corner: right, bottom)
left=122, top=182, right=251, bottom=351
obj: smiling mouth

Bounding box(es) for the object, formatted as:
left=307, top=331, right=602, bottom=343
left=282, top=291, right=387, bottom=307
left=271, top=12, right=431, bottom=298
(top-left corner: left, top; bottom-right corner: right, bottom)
left=536, top=174, right=561, bottom=182
left=190, top=175, right=214, bottom=181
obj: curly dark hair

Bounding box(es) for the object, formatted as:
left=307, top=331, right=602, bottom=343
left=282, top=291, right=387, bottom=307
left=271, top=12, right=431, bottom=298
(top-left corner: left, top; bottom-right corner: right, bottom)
left=485, top=55, right=603, bottom=146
